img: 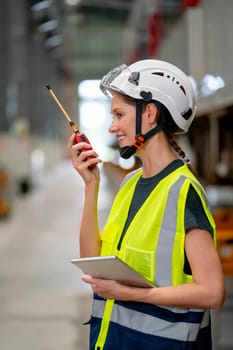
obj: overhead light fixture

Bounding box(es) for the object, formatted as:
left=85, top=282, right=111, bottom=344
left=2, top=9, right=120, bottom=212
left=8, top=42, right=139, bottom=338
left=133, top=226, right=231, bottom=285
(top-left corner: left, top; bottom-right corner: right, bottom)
left=189, top=74, right=225, bottom=98
left=65, top=0, right=80, bottom=6
left=44, top=32, right=62, bottom=48
left=31, top=0, right=52, bottom=11
left=200, top=74, right=225, bottom=96
left=38, top=16, right=58, bottom=32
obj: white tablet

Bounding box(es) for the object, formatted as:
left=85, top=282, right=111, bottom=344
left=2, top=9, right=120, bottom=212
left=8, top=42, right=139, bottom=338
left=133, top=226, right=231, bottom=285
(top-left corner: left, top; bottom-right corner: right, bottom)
left=71, top=255, right=154, bottom=288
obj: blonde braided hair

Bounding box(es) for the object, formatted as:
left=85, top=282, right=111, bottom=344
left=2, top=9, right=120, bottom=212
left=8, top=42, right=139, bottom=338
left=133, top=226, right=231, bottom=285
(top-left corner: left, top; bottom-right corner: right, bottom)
left=168, top=133, right=198, bottom=178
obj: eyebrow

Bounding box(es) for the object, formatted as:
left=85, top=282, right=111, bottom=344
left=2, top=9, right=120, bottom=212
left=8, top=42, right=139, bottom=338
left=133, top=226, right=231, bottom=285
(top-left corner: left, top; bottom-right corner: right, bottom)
left=111, top=106, right=121, bottom=114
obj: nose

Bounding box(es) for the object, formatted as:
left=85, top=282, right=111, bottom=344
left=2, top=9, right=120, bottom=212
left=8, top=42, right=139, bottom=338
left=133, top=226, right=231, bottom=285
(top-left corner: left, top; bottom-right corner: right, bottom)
left=108, top=117, right=118, bottom=134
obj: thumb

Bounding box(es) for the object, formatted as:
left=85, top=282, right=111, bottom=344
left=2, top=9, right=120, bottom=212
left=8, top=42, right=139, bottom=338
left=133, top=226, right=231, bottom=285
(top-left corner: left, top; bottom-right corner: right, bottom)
left=81, top=274, right=94, bottom=283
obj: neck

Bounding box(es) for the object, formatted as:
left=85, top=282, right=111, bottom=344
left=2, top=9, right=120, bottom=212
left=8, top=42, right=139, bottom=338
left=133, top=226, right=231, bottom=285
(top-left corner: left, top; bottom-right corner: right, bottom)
left=137, top=133, right=178, bottom=178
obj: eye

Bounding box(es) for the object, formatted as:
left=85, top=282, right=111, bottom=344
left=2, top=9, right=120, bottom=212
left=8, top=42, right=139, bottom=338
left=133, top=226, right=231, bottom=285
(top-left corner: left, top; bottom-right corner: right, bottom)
left=113, top=111, right=124, bottom=120
left=116, top=112, right=123, bottom=118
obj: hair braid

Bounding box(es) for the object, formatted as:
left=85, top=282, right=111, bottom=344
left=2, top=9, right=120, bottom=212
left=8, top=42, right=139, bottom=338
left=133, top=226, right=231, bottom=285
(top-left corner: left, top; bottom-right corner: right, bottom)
left=168, top=133, right=198, bottom=178
left=168, top=134, right=185, bottom=159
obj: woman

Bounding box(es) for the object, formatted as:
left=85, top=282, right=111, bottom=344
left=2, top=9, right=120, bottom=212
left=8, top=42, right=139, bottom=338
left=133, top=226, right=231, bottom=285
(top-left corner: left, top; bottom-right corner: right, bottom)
left=68, top=59, right=225, bottom=349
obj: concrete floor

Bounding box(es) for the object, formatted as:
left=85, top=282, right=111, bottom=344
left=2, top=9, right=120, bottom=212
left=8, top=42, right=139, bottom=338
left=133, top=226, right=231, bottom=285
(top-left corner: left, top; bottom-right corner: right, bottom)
left=0, top=160, right=232, bottom=350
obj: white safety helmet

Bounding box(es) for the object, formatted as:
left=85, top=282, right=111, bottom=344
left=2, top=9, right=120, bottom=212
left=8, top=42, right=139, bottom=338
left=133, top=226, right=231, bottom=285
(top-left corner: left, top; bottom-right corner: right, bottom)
left=100, top=59, right=196, bottom=134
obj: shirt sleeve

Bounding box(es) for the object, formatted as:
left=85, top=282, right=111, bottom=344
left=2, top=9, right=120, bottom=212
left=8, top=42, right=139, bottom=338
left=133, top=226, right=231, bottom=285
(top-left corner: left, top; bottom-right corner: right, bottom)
left=185, top=184, right=213, bottom=235
left=183, top=184, right=213, bottom=275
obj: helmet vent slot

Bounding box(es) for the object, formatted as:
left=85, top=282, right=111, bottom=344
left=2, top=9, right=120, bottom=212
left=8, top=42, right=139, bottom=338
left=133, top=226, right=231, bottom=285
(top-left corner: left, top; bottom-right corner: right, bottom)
left=152, top=72, right=186, bottom=96
left=179, top=85, right=186, bottom=95
left=152, top=72, right=164, bottom=76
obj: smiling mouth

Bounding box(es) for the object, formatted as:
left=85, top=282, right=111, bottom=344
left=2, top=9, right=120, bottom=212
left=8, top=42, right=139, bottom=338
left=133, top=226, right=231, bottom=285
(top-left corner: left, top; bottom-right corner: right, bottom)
left=116, top=135, right=125, bottom=144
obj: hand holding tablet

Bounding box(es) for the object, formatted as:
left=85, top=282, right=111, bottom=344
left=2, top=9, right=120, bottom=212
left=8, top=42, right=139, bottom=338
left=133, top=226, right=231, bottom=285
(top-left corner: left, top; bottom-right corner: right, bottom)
left=71, top=255, right=154, bottom=288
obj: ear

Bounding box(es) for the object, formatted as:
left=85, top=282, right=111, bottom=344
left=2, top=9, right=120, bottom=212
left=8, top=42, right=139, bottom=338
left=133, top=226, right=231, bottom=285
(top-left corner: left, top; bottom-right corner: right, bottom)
left=144, top=103, right=158, bottom=125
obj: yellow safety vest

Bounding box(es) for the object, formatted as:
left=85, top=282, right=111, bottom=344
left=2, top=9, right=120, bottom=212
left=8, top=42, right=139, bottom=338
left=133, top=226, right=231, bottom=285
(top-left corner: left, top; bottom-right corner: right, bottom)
left=94, top=164, right=216, bottom=350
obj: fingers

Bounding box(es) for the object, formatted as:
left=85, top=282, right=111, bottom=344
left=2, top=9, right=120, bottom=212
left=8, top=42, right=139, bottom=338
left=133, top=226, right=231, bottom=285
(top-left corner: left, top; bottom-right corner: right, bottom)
left=76, top=144, right=95, bottom=160
left=67, top=134, right=91, bottom=154
left=67, top=133, right=76, bottom=149
left=67, top=134, right=93, bottom=155
left=81, top=275, right=94, bottom=284
left=74, top=146, right=101, bottom=170
left=81, top=275, right=97, bottom=288
left=81, top=275, right=119, bottom=300
left=67, top=134, right=101, bottom=172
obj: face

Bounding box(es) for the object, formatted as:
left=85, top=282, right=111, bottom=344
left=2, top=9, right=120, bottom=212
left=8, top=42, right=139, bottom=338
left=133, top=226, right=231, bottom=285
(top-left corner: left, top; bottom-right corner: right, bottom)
left=108, top=93, right=136, bottom=149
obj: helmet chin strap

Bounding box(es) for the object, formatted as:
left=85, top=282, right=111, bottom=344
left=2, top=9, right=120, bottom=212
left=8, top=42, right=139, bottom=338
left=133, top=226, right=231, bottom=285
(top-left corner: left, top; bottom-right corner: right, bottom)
left=119, top=100, right=165, bottom=159
left=119, top=145, right=137, bottom=159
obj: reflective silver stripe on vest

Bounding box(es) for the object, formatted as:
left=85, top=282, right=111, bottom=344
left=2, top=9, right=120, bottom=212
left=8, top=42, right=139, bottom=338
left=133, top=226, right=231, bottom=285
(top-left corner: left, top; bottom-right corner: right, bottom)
left=155, top=176, right=186, bottom=286
left=92, top=300, right=206, bottom=342
left=192, top=179, right=207, bottom=202
left=200, top=309, right=210, bottom=328
left=192, top=180, right=211, bottom=212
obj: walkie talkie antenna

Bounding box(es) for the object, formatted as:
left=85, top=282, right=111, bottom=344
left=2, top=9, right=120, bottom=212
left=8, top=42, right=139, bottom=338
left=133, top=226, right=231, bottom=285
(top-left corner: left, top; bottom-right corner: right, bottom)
left=46, top=84, right=79, bottom=133
left=46, top=84, right=96, bottom=167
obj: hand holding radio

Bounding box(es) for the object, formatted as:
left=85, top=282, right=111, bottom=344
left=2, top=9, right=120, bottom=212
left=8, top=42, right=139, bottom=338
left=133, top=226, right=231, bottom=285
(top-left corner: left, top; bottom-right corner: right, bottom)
left=46, top=84, right=99, bottom=168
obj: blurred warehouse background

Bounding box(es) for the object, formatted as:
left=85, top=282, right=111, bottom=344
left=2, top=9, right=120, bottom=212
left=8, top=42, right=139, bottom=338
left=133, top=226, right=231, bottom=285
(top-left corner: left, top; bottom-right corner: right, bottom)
left=0, top=0, right=233, bottom=349
left=0, top=0, right=233, bottom=203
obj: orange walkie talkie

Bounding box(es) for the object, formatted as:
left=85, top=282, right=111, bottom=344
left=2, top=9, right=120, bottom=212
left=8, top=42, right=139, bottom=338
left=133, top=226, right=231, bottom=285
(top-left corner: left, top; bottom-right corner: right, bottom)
left=46, top=84, right=96, bottom=166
